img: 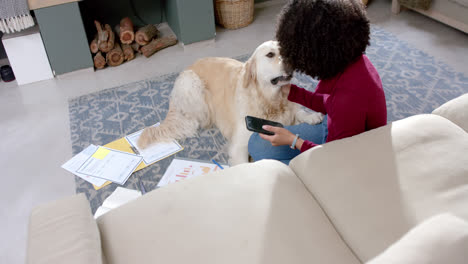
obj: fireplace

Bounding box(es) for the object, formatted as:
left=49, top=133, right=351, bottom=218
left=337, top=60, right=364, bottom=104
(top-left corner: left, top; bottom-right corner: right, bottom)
left=31, top=0, right=216, bottom=75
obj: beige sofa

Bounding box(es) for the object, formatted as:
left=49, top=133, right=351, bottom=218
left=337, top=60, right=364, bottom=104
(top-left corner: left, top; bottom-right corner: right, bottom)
left=27, top=94, right=468, bottom=264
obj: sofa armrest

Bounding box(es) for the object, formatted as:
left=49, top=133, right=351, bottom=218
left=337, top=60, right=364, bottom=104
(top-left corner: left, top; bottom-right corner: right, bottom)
left=289, top=114, right=468, bottom=262
left=26, top=193, right=103, bottom=264
left=366, top=214, right=468, bottom=264
left=432, top=93, right=468, bottom=132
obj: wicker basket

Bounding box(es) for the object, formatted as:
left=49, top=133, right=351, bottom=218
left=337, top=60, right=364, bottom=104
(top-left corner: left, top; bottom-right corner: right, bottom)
left=214, top=0, right=254, bottom=29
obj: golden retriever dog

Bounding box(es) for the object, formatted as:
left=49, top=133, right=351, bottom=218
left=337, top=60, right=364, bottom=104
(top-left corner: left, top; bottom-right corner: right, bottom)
left=137, top=40, right=323, bottom=165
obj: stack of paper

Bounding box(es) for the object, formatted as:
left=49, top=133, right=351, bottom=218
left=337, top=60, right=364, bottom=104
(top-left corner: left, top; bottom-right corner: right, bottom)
left=94, top=187, right=142, bottom=218
left=62, top=145, right=142, bottom=186
left=77, top=147, right=142, bottom=185
left=62, top=123, right=183, bottom=188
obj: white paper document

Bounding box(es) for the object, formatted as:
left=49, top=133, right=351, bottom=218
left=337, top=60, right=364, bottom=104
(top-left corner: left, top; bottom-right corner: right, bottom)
left=158, top=158, right=229, bottom=187
left=61, top=144, right=107, bottom=187
left=77, top=147, right=143, bottom=185
left=125, top=123, right=183, bottom=165
left=94, top=187, right=141, bottom=218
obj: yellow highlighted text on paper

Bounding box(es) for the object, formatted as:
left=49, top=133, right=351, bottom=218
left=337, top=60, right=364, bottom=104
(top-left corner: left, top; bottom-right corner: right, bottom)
left=92, top=148, right=110, bottom=160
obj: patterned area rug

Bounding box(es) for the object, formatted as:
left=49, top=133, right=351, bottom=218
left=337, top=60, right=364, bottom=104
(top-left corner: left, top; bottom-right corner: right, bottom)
left=69, top=26, right=468, bottom=213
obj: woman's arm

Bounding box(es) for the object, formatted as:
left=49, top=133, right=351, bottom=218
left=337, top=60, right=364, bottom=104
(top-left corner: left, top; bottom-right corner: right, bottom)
left=286, top=84, right=327, bottom=114
left=259, top=126, right=318, bottom=152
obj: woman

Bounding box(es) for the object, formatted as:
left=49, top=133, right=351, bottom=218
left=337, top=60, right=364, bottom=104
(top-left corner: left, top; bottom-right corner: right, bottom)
left=248, top=0, right=387, bottom=164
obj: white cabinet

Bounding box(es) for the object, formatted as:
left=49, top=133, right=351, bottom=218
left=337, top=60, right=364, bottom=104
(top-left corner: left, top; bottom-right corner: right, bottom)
left=2, top=26, right=54, bottom=85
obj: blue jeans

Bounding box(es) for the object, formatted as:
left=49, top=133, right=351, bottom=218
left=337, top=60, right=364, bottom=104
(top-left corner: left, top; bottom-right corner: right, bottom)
left=248, top=115, right=328, bottom=165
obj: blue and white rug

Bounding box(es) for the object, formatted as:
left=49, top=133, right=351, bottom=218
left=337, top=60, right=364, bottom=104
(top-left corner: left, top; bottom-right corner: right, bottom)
left=69, top=26, right=468, bottom=213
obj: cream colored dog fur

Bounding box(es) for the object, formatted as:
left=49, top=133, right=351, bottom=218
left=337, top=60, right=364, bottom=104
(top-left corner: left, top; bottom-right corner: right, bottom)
left=138, top=41, right=323, bottom=165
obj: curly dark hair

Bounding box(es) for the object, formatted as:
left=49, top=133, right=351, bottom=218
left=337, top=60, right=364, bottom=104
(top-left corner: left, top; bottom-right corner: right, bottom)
left=276, top=0, right=370, bottom=80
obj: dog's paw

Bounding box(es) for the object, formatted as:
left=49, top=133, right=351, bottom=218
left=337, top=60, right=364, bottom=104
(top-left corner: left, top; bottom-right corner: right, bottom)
left=296, top=110, right=324, bottom=125
left=305, top=112, right=324, bottom=124
left=137, top=128, right=153, bottom=149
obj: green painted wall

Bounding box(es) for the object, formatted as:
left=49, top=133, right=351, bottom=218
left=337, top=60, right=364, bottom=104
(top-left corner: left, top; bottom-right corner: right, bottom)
left=178, top=0, right=215, bottom=44
left=166, top=0, right=215, bottom=45
left=165, top=0, right=181, bottom=40
left=35, top=2, right=93, bottom=75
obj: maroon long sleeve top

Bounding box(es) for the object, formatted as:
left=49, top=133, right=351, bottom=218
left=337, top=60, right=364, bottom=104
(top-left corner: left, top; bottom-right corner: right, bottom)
left=288, top=55, right=387, bottom=152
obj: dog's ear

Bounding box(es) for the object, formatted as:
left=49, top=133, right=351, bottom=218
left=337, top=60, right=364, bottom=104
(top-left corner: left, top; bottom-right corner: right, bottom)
left=243, top=56, right=257, bottom=87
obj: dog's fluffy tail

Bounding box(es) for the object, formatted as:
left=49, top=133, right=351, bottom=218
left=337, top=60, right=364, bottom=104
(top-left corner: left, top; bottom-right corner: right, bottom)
left=137, top=70, right=210, bottom=149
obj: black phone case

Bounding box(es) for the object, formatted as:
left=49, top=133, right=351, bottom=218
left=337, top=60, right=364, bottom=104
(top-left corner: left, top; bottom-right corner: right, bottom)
left=245, top=116, right=284, bottom=136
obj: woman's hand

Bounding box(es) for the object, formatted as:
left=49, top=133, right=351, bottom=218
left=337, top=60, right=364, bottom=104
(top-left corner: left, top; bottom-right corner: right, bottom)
left=259, top=126, right=296, bottom=146
left=281, top=84, right=291, bottom=97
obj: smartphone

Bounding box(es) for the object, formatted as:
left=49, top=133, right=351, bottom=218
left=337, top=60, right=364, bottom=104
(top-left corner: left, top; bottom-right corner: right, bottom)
left=245, top=116, right=284, bottom=135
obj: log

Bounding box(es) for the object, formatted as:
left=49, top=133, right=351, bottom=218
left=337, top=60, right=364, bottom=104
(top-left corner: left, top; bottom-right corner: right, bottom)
left=94, top=20, right=108, bottom=47
left=131, top=42, right=142, bottom=53
left=135, top=24, right=159, bottom=46
left=119, top=17, right=134, bottom=44
left=106, top=43, right=124, bottom=66
left=122, top=43, right=135, bottom=61
left=94, top=51, right=106, bottom=69
left=90, top=34, right=99, bottom=54
left=99, top=24, right=115, bottom=53
left=141, top=35, right=178, bottom=58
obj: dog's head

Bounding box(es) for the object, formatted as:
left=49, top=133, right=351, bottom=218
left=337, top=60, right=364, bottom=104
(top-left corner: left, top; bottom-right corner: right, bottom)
left=243, top=41, right=292, bottom=96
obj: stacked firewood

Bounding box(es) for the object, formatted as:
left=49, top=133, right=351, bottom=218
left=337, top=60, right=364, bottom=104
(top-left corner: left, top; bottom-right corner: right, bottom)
left=90, top=17, right=178, bottom=69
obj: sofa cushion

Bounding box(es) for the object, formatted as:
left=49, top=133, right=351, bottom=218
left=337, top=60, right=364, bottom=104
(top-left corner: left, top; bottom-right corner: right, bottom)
left=27, top=193, right=102, bottom=264
left=432, top=93, right=468, bottom=132
left=289, top=114, right=468, bottom=262
left=97, top=160, right=360, bottom=264
left=366, top=213, right=468, bottom=264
